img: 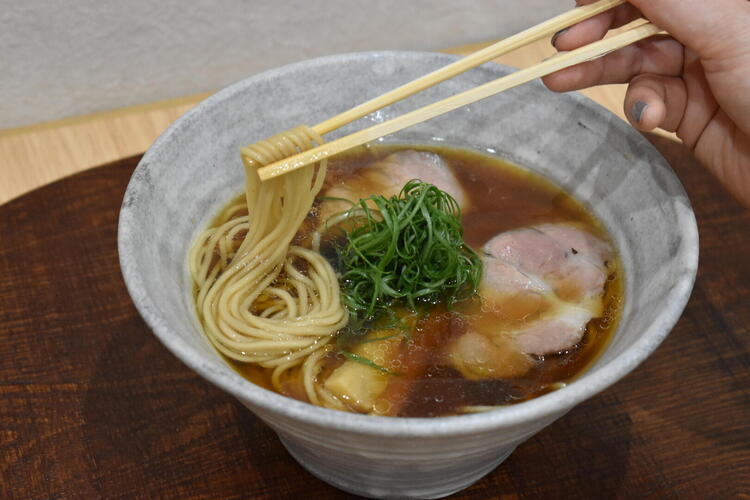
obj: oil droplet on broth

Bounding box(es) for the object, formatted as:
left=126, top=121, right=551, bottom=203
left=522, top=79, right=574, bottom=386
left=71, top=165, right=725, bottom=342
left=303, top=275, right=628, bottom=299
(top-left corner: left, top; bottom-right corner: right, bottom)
left=373, top=399, right=392, bottom=415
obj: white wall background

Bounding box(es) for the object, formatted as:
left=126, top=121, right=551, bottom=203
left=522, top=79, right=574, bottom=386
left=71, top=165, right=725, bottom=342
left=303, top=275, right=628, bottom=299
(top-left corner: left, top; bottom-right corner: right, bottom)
left=0, top=0, right=566, bottom=129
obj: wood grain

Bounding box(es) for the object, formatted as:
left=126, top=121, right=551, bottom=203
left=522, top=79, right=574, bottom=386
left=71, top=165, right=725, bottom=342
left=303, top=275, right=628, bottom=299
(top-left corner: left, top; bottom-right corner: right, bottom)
left=1, top=136, right=748, bottom=499
left=0, top=95, right=209, bottom=206
left=0, top=38, right=670, bottom=205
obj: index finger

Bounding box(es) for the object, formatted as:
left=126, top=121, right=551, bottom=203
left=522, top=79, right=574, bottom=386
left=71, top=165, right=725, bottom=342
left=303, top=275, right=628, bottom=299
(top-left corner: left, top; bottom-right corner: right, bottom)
left=553, top=1, right=642, bottom=51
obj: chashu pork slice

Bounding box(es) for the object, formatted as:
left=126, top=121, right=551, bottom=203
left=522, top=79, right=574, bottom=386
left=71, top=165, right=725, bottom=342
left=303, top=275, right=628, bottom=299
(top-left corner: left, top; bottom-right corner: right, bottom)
left=448, top=223, right=613, bottom=378
left=484, top=224, right=611, bottom=305
left=319, top=150, right=467, bottom=223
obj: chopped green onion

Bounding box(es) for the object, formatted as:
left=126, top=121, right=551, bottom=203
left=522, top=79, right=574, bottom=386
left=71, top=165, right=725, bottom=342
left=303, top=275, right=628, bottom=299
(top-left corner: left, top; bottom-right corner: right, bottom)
left=332, top=180, right=482, bottom=326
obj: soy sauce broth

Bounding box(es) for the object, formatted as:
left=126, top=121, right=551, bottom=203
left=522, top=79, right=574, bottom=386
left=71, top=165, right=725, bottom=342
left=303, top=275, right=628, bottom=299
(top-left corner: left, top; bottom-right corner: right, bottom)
left=228, top=143, right=623, bottom=417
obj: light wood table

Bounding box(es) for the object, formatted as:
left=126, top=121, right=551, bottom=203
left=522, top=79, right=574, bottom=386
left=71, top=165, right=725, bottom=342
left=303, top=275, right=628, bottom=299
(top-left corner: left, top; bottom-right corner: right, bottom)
left=0, top=39, right=660, bottom=205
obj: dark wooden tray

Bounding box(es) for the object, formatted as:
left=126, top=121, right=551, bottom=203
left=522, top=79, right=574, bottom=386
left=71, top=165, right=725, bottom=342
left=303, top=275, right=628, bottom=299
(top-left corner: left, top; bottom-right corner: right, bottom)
left=1, top=135, right=748, bottom=499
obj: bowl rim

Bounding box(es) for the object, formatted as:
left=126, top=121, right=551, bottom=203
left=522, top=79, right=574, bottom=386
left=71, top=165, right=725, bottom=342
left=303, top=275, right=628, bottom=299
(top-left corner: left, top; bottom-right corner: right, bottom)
left=118, top=50, right=699, bottom=437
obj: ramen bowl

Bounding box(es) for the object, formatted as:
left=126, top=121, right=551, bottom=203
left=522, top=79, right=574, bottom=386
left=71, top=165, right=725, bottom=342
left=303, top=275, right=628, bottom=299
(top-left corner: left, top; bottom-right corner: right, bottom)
left=118, top=51, right=698, bottom=499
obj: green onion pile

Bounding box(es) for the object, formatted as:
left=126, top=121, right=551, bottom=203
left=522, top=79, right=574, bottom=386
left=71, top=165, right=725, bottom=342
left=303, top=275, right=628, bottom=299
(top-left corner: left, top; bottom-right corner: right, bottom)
left=334, top=180, right=482, bottom=326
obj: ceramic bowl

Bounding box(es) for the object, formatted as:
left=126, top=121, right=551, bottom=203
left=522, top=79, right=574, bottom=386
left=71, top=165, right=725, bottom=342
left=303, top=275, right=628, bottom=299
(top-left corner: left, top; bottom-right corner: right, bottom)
left=118, top=51, right=698, bottom=499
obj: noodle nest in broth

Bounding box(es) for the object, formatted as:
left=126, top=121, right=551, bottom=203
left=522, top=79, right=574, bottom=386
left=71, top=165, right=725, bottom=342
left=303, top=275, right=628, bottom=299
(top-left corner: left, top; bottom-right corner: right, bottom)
left=189, top=126, right=347, bottom=407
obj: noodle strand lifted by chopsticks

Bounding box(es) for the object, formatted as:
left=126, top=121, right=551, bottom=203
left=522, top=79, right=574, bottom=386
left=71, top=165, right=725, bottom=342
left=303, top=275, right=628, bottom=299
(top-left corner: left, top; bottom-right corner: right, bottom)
left=189, top=125, right=348, bottom=400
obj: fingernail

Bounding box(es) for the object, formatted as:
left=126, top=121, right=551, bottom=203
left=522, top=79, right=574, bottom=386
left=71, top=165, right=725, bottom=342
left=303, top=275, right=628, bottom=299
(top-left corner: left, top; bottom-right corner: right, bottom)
left=551, top=28, right=569, bottom=48
left=631, top=101, right=648, bottom=123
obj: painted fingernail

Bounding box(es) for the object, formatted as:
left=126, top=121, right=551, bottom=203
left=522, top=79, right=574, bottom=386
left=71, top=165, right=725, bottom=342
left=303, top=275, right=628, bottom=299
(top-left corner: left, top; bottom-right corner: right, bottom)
left=551, top=28, right=569, bottom=48
left=631, top=101, right=648, bottom=123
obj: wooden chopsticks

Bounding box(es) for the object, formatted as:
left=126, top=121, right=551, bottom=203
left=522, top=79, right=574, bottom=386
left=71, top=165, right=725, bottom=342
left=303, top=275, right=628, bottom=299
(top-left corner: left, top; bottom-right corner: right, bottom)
left=258, top=0, right=661, bottom=181
left=311, top=0, right=626, bottom=136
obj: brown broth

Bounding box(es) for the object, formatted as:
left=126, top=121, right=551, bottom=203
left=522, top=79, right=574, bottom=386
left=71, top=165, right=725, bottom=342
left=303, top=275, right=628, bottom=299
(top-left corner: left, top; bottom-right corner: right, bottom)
left=225, top=143, right=623, bottom=417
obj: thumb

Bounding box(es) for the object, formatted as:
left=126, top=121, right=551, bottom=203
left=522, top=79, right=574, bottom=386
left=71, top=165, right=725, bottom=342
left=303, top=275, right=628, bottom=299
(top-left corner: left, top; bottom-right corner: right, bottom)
left=627, top=0, right=750, bottom=61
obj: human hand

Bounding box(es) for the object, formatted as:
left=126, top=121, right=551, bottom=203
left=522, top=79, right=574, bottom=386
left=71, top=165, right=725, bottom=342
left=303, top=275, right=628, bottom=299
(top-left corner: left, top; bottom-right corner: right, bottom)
left=543, top=0, right=750, bottom=208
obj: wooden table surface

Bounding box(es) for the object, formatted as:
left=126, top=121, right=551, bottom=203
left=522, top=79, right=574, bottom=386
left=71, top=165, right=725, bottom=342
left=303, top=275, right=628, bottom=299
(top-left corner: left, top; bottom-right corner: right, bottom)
left=2, top=39, right=747, bottom=499
left=1, top=137, right=748, bottom=499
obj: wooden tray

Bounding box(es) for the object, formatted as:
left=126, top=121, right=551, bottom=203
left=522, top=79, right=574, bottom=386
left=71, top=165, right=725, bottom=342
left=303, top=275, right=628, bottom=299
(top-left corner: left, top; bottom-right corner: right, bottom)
left=1, top=135, right=748, bottom=499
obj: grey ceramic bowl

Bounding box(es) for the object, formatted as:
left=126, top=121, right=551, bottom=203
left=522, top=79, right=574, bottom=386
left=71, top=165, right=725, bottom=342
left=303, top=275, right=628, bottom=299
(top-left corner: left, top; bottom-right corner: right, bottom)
left=118, top=51, right=698, bottom=499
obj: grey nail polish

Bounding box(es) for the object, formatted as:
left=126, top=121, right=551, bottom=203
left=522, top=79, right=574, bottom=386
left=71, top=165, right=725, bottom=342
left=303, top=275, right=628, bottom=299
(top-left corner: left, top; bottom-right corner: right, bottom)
left=551, top=28, right=569, bottom=48
left=632, top=101, right=648, bottom=123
